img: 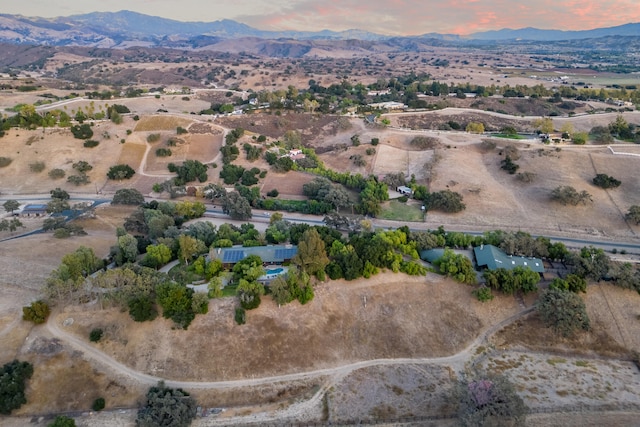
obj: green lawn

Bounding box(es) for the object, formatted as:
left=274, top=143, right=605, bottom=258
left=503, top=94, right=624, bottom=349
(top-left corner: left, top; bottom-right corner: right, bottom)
left=221, top=283, right=238, bottom=297
left=493, top=133, right=526, bottom=140
left=379, top=200, right=424, bottom=222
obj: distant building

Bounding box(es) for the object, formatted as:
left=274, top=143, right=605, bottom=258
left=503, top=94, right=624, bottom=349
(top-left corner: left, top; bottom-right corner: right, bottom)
left=474, top=244, right=544, bottom=274
left=368, top=101, right=407, bottom=110
left=21, top=204, right=48, bottom=217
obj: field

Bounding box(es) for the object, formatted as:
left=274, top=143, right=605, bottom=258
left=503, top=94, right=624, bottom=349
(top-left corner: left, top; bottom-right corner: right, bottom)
left=1, top=56, right=640, bottom=424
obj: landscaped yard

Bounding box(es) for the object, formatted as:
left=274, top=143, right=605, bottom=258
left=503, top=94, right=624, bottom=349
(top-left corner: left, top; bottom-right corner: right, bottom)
left=379, top=200, right=424, bottom=222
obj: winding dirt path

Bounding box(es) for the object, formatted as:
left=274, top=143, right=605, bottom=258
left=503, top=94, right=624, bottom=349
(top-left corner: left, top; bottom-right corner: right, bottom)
left=46, top=306, right=534, bottom=390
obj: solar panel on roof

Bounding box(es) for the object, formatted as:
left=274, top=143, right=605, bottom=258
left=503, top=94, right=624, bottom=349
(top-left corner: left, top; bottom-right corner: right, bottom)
left=223, top=250, right=245, bottom=263
left=275, top=248, right=297, bottom=259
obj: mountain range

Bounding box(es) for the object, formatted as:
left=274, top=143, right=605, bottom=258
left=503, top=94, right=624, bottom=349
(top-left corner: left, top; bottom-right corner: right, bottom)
left=0, top=10, right=638, bottom=49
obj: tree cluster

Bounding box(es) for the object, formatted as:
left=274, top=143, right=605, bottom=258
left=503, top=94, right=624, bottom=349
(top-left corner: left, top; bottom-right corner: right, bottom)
left=136, top=382, right=197, bottom=427
left=482, top=266, right=540, bottom=295
left=168, top=160, right=207, bottom=185
left=0, top=360, right=34, bottom=415
left=536, top=288, right=590, bottom=337
left=550, top=186, right=592, bottom=206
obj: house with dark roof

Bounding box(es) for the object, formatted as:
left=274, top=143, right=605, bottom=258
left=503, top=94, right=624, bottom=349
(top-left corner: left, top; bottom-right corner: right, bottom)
left=210, top=245, right=298, bottom=268
left=21, top=204, right=48, bottom=217
left=473, top=244, right=545, bottom=274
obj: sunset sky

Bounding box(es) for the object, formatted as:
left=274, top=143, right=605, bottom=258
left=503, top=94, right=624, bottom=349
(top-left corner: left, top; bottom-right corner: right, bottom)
left=5, top=0, right=640, bottom=35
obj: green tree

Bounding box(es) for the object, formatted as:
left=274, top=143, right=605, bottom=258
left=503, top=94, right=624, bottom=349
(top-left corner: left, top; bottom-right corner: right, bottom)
left=112, top=188, right=145, bottom=205
left=178, top=235, right=202, bottom=266
left=237, top=278, right=265, bottom=310
left=454, top=374, right=527, bottom=426
left=136, top=382, right=196, bottom=427
left=168, top=160, right=207, bottom=185
left=3, top=199, right=19, bottom=214
left=118, top=234, right=139, bottom=264
left=107, top=164, right=136, bottom=180
left=570, top=246, right=610, bottom=281
left=549, top=274, right=587, bottom=293
left=625, top=205, right=640, bottom=225
left=427, top=190, right=466, bottom=213
left=592, top=174, right=621, bottom=189
left=292, top=228, right=329, bottom=276
left=0, top=360, right=33, bottom=415
left=22, top=300, right=50, bottom=324
left=156, top=282, right=195, bottom=329
left=270, top=276, right=293, bottom=306
left=550, top=186, right=592, bottom=206
left=144, top=244, right=172, bottom=269
left=72, top=160, right=93, bottom=173
left=127, top=294, right=158, bottom=322
left=92, top=397, right=106, bottom=411
left=48, top=416, right=76, bottom=427
left=465, top=122, right=485, bottom=133
left=221, top=191, right=252, bottom=220
left=50, top=187, right=70, bottom=200
left=436, top=249, right=477, bottom=284
left=533, top=117, right=554, bottom=134
left=537, top=288, right=590, bottom=337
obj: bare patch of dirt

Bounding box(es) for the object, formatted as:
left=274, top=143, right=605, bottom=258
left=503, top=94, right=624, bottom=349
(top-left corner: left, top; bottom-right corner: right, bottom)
left=327, top=364, right=456, bottom=424
left=260, top=171, right=317, bottom=199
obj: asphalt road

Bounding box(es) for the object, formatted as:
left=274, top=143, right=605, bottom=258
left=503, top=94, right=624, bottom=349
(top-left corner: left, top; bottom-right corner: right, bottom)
left=2, top=193, right=640, bottom=253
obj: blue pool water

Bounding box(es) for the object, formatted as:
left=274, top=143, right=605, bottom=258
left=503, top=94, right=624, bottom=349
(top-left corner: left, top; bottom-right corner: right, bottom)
left=265, top=267, right=284, bottom=275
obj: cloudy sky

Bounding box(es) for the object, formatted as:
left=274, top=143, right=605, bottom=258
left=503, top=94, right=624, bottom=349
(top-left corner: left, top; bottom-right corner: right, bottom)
left=5, top=0, right=640, bottom=35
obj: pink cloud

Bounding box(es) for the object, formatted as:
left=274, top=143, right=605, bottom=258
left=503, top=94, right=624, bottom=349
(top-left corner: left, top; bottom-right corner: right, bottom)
left=238, top=0, right=640, bottom=36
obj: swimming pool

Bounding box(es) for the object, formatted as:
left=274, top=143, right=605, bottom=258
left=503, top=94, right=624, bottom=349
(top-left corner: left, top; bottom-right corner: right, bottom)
left=265, top=267, right=284, bottom=275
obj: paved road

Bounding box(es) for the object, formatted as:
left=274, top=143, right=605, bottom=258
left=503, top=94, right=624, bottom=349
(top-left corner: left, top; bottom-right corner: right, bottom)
left=2, top=193, right=639, bottom=253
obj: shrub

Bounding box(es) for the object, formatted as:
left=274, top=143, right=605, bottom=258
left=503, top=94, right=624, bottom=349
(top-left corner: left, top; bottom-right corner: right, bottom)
left=366, top=148, right=376, bottom=155
left=53, top=228, right=71, bottom=238
left=107, top=164, right=135, bottom=180
left=473, top=287, right=494, bottom=302
left=92, top=397, right=105, bottom=411
left=28, top=161, right=45, bottom=173
left=234, top=307, right=246, bottom=325
left=500, top=156, right=519, bottom=174
left=67, top=174, right=90, bottom=186
left=370, top=137, right=379, bottom=146
left=83, top=139, right=99, bottom=148
left=89, top=328, right=104, bottom=342
left=516, top=172, right=536, bottom=183
left=176, top=126, right=188, bottom=134
left=410, top=135, right=439, bottom=149
left=257, top=135, right=267, bottom=142
left=48, top=415, right=76, bottom=426
left=147, top=133, right=161, bottom=143
left=0, top=157, right=12, bottom=168
left=70, top=123, right=93, bottom=139
left=155, top=148, right=172, bottom=157
left=592, top=173, right=621, bottom=189
left=22, top=300, right=50, bottom=324
left=267, top=189, right=279, bottom=197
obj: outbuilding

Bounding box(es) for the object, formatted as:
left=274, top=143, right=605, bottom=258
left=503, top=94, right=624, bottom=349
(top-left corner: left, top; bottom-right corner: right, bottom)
left=21, top=204, right=48, bottom=217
